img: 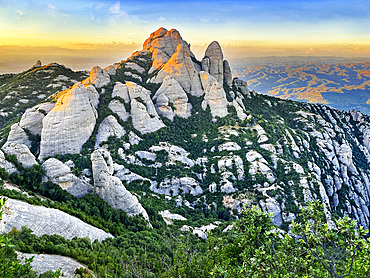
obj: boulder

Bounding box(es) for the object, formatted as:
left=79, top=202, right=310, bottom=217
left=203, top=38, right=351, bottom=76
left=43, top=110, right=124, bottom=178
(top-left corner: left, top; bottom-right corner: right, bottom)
left=112, top=82, right=130, bottom=103
left=199, top=71, right=229, bottom=118
left=233, top=77, right=249, bottom=96
left=2, top=143, right=37, bottom=168
left=39, top=83, right=97, bottom=160
left=104, top=65, right=116, bottom=75
left=153, top=76, right=191, bottom=120
left=202, top=41, right=224, bottom=84
left=0, top=198, right=113, bottom=242
left=6, top=123, right=31, bottom=148
left=91, top=149, right=149, bottom=220
left=42, top=158, right=92, bottom=198
left=17, top=252, right=89, bottom=278
left=19, top=102, right=55, bottom=135
left=126, top=82, right=165, bottom=134
left=95, top=116, right=126, bottom=148
left=0, top=150, right=17, bottom=174
left=108, top=99, right=130, bottom=121
left=84, top=66, right=110, bottom=88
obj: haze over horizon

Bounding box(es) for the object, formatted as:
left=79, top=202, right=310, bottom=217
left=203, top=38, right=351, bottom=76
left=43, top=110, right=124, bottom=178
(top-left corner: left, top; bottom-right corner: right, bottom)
left=0, top=0, right=369, bottom=73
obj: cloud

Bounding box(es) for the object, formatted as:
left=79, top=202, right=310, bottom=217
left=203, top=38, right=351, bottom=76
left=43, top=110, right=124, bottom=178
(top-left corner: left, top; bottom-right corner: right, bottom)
left=108, top=1, right=127, bottom=17
left=47, top=3, right=58, bottom=14
left=159, top=17, right=165, bottom=21
left=15, top=10, right=24, bottom=16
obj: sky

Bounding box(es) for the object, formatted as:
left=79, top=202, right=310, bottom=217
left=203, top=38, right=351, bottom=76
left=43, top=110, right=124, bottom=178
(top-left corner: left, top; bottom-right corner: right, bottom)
left=0, top=0, right=369, bottom=73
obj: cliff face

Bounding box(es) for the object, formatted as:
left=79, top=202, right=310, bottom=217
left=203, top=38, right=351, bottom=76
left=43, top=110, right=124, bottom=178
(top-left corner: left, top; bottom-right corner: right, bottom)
left=2, top=27, right=370, bottom=233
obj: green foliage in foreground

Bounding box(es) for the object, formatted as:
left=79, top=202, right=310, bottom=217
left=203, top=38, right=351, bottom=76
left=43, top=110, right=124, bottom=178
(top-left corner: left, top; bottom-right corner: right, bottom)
left=166, top=201, right=370, bottom=278
left=4, top=199, right=370, bottom=277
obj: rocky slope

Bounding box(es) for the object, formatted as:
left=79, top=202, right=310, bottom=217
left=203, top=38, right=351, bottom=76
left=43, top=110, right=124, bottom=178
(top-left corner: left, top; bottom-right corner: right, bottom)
left=1, top=27, right=370, bottom=241
left=0, top=62, right=88, bottom=139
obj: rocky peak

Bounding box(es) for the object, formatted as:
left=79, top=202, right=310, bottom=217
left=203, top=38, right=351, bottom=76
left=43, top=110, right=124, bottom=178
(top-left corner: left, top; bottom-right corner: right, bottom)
left=33, top=60, right=42, bottom=67
left=202, top=41, right=224, bottom=84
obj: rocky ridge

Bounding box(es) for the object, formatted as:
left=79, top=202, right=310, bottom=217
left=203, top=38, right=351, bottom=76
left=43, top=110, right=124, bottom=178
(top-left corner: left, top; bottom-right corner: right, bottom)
left=1, top=27, right=370, bottom=240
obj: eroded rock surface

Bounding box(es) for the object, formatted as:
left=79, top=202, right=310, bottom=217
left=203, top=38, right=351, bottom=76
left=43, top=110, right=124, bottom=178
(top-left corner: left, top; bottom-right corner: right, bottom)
left=0, top=198, right=113, bottom=242
left=39, top=83, right=97, bottom=159
left=91, top=149, right=149, bottom=220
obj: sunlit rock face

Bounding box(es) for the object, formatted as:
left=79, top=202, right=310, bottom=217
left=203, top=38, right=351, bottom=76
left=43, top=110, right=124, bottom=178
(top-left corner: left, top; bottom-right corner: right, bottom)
left=143, top=27, right=184, bottom=70
left=83, top=66, right=110, bottom=88
left=143, top=27, right=204, bottom=97
left=202, top=41, right=224, bottom=84
left=153, top=76, right=192, bottom=121
left=39, top=83, right=97, bottom=160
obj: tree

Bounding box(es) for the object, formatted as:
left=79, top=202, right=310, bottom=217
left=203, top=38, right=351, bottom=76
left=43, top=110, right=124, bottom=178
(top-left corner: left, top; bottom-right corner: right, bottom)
left=291, top=201, right=370, bottom=278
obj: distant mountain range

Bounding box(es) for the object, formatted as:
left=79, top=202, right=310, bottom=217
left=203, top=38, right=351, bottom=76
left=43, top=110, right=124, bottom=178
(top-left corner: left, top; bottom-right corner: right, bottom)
left=232, top=57, right=370, bottom=114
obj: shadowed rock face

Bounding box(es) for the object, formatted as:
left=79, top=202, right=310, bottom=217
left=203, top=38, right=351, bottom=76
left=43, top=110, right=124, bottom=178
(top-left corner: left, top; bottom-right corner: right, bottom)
left=39, top=82, right=97, bottom=160
left=199, top=71, right=229, bottom=119
left=91, top=149, right=149, bottom=220
left=153, top=76, right=191, bottom=121
left=203, top=41, right=224, bottom=84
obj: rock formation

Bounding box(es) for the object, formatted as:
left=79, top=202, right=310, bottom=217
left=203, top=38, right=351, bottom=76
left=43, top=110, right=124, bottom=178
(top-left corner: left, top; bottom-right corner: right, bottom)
left=152, top=43, right=204, bottom=97
left=0, top=198, right=113, bottom=242
left=95, top=115, right=126, bottom=148
left=6, top=123, right=31, bottom=148
left=17, top=252, right=89, bottom=278
left=91, top=149, right=149, bottom=220
left=39, top=83, right=97, bottom=159
left=202, top=41, right=224, bottom=84
left=2, top=143, right=37, bottom=168
left=199, top=71, right=229, bottom=118
left=223, top=60, right=232, bottom=86
left=153, top=76, right=191, bottom=120
left=0, top=150, right=17, bottom=174
left=19, top=102, right=55, bottom=135
left=233, top=77, right=249, bottom=96
left=84, top=66, right=110, bottom=88
left=42, top=158, right=93, bottom=198
left=126, top=81, right=165, bottom=134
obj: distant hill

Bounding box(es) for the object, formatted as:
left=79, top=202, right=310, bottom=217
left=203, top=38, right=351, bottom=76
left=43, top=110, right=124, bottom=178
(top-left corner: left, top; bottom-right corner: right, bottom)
left=0, top=62, right=88, bottom=137
left=232, top=58, right=370, bottom=114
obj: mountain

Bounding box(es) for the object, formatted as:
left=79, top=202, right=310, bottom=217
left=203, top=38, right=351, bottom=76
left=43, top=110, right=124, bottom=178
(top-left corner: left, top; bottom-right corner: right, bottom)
left=233, top=59, right=370, bottom=114
left=0, top=62, right=88, bottom=139
left=1, top=28, right=370, bottom=276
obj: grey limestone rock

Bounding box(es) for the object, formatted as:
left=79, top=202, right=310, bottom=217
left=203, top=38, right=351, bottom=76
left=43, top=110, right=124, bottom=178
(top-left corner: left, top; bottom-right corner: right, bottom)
left=84, top=66, right=110, bottom=88
left=202, top=41, right=224, bottom=84
left=39, top=83, right=97, bottom=160
left=108, top=99, right=130, bottom=121
left=0, top=149, right=17, bottom=174
left=19, top=102, right=55, bottom=135
left=91, top=149, right=149, bottom=220
left=42, top=158, right=93, bottom=198
left=2, top=143, right=37, bottom=168
left=0, top=198, right=113, bottom=242
left=153, top=76, right=191, bottom=121
left=6, top=123, right=31, bottom=148
left=199, top=71, right=229, bottom=119
left=223, top=60, right=232, bottom=86
left=126, top=82, right=165, bottom=134
left=95, top=115, right=126, bottom=148
left=17, top=252, right=90, bottom=278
